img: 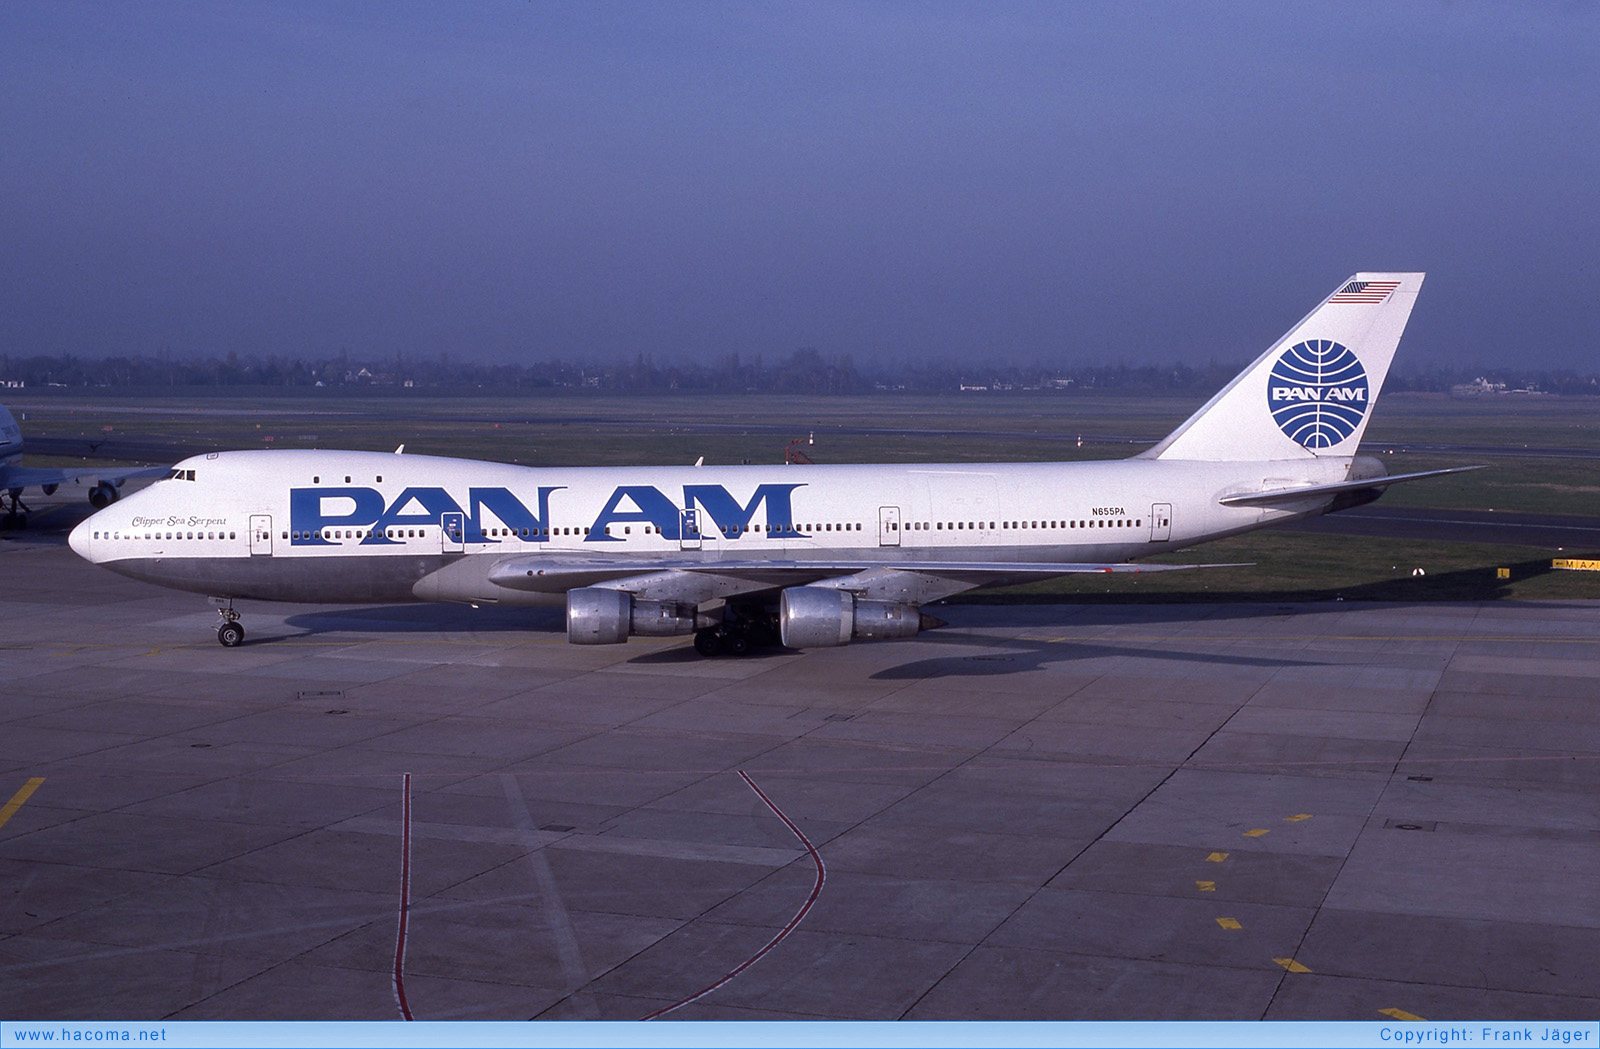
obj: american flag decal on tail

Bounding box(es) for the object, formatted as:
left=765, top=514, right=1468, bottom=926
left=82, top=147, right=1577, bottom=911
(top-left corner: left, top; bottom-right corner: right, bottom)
left=1329, top=280, right=1400, bottom=304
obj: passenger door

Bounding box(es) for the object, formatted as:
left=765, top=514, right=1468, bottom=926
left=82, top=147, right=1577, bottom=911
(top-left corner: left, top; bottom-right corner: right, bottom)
left=679, top=508, right=702, bottom=551
left=249, top=515, right=272, bottom=556
left=441, top=512, right=465, bottom=553
left=878, top=506, right=901, bottom=547
left=1150, top=503, right=1172, bottom=542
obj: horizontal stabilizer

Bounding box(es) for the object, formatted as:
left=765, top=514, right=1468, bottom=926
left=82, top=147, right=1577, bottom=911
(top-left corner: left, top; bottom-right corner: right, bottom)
left=1217, top=466, right=1484, bottom=507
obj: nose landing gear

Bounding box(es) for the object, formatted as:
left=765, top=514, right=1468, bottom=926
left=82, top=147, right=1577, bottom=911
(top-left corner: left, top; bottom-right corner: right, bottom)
left=215, top=602, right=245, bottom=647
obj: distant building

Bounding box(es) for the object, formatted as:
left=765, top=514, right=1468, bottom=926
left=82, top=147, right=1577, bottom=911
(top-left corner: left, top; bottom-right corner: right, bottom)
left=1450, top=377, right=1544, bottom=398
left=1450, top=377, right=1507, bottom=397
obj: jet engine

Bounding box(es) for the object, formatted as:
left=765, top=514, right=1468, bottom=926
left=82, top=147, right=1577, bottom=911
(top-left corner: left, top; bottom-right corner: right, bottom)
left=778, top=587, right=936, bottom=649
left=88, top=481, right=120, bottom=509
left=566, top=587, right=701, bottom=645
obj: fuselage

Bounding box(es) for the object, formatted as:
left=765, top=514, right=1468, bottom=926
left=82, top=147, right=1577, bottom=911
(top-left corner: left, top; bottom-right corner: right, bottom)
left=70, top=448, right=1352, bottom=605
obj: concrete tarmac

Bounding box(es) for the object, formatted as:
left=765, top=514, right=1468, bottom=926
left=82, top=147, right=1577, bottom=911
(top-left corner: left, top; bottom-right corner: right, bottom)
left=2, top=507, right=1598, bottom=1022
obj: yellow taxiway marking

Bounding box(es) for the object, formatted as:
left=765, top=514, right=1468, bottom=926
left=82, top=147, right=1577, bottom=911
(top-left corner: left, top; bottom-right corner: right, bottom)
left=0, top=778, right=45, bottom=832
left=1284, top=813, right=1313, bottom=822
left=1205, top=851, right=1229, bottom=863
left=1196, top=881, right=1216, bottom=892
left=1273, top=957, right=1312, bottom=973
left=1215, top=917, right=1242, bottom=930
left=1243, top=828, right=1270, bottom=837
left=1381, top=1008, right=1427, bottom=1021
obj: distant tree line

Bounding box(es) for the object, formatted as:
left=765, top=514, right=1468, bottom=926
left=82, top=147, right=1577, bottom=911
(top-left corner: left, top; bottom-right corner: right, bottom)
left=1, top=349, right=1596, bottom=397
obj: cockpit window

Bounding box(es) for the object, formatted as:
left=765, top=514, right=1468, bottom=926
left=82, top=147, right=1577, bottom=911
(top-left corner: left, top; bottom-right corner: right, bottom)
left=166, top=468, right=197, bottom=481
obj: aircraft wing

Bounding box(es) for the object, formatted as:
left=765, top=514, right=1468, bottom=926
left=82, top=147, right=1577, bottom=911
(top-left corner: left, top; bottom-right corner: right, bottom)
left=1, top=464, right=95, bottom=490
left=93, top=465, right=172, bottom=485
left=1, top=463, right=169, bottom=491
left=1217, top=466, right=1484, bottom=507
left=483, top=554, right=1241, bottom=606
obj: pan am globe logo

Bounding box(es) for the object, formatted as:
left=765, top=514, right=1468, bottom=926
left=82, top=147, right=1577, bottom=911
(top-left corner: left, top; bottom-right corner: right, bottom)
left=1267, top=340, right=1369, bottom=448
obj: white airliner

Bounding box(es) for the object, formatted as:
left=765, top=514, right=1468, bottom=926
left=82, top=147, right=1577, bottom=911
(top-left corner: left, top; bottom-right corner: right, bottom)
left=69, top=273, right=1468, bottom=654
left=1, top=403, right=167, bottom=524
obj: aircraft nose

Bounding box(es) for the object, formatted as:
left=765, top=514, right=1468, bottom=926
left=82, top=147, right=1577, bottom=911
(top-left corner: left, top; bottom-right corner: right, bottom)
left=68, top=516, right=93, bottom=561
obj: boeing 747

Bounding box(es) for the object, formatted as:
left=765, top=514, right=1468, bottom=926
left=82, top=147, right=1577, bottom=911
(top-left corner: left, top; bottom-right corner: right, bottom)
left=69, top=273, right=1470, bottom=654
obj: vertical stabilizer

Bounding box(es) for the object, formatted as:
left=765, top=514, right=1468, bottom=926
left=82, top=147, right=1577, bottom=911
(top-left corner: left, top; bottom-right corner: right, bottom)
left=1140, top=273, right=1424, bottom=462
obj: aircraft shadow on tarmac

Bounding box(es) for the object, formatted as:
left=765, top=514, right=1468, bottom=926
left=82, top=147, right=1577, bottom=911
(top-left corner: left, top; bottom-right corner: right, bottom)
left=867, top=630, right=1328, bottom=680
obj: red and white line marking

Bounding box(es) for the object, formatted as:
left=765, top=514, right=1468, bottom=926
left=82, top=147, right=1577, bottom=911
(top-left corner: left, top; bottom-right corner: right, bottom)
left=640, top=770, right=826, bottom=1021
left=393, top=772, right=414, bottom=1021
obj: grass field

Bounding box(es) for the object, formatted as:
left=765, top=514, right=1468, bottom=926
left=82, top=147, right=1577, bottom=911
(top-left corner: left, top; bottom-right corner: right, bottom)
left=11, top=389, right=1599, bottom=601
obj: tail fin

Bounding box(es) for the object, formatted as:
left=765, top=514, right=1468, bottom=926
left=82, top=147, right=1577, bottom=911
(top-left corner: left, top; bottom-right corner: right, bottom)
left=1140, top=273, right=1424, bottom=462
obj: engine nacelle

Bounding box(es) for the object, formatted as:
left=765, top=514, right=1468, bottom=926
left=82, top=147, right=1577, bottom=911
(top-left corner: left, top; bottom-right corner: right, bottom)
left=88, top=481, right=119, bottom=509
left=566, top=587, right=698, bottom=645
left=778, top=587, right=927, bottom=649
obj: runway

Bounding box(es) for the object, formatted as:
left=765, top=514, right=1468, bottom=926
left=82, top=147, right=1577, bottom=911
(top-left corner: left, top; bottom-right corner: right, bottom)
left=2, top=512, right=1598, bottom=1021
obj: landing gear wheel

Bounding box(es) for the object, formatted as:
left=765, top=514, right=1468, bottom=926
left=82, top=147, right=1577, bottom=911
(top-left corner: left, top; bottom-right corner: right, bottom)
left=693, top=628, right=723, bottom=657
left=217, top=622, right=245, bottom=647
left=723, top=632, right=751, bottom=657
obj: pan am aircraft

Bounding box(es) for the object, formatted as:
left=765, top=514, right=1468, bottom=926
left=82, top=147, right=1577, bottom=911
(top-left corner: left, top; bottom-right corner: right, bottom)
left=2, top=403, right=168, bottom=525
left=70, top=273, right=1470, bottom=655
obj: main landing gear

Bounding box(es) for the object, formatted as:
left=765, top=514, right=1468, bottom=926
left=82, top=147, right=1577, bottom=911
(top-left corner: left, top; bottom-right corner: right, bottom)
left=215, top=602, right=245, bottom=647
left=692, top=606, right=778, bottom=658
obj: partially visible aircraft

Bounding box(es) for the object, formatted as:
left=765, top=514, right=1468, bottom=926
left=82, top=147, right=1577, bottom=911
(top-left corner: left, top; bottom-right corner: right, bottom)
left=69, top=273, right=1476, bottom=653
left=1, top=403, right=169, bottom=525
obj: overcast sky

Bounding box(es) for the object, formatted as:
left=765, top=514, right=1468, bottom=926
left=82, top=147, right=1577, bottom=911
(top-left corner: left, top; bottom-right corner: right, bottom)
left=2, top=1, right=1595, bottom=369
